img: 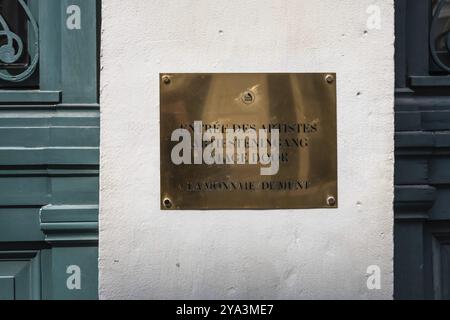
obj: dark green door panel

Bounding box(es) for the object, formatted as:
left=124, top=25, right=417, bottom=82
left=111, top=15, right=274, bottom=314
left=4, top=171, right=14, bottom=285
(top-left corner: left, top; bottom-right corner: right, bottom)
left=0, top=251, right=41, bottom=300
left=0, top=0, right=99, bottom=300
left=0, top=277, right=15, bottom=300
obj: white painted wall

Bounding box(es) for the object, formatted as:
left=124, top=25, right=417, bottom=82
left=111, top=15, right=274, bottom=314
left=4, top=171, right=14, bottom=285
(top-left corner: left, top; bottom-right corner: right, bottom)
left=100, top=0, right=394, bottom=299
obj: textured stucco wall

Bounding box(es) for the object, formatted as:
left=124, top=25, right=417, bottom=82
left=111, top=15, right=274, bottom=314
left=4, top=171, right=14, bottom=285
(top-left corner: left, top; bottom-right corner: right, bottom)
left=100, top=0, right=395, bottom=299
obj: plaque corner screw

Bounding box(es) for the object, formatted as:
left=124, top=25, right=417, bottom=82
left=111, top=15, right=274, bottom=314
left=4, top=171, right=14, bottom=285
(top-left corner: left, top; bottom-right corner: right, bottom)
left=325, top=74, right=334, bottom=84
left=327, top=196, right=337, bottom=207
left=241, top=90, right=256, bottom=105
left=163, top=198, right=173, bottom=209
left=162, top=75, right=171, bottom=85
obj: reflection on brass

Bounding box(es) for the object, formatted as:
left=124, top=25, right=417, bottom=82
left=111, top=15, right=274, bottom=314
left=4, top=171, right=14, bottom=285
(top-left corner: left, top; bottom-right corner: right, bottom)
left=160, top=73, right=337, bottom=210
left=325, top=74, right=334, bottom=84
left=327, top=196, right=337, bottom=207
left=162, top=75, right=171, bottom=85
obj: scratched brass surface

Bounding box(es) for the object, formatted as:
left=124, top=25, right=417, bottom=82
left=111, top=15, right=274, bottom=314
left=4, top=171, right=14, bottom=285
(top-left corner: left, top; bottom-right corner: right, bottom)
left=160, top=73, right=337, bottom=210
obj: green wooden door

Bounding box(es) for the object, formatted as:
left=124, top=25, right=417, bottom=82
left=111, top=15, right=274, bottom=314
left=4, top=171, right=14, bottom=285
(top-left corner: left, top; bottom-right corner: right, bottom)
left=0, top=0, right=99, bottom=300
left=395, top=0, right=450, bottom=300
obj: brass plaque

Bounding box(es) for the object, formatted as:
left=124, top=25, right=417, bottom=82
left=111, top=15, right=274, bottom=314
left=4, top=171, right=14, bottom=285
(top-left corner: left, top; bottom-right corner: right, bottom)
left=160, top=73, right=337, bottom=210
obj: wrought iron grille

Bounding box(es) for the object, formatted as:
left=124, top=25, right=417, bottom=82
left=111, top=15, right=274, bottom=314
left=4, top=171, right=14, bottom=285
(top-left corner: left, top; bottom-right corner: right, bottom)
left=0, top=0, right=38, bottom=83
left=430, top=0, right=450, bottom=73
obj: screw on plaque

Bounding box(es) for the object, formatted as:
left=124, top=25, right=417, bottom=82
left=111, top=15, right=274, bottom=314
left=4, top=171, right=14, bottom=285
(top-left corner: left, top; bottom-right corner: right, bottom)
left=242, top=90, right=255, bottom=104
left=162, top=75, right=171, bottom=85
left=163, top=198, right=173, bottom=209
left=327, top=196, right=337, bottom=206
left=325, top=74, right=334, bottom=84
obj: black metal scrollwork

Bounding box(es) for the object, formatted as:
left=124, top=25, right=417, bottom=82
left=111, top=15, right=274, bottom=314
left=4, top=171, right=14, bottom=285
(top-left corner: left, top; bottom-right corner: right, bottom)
left=0, top=0, right=38, bottom=82
left=430, top=0, right=450, bottom=73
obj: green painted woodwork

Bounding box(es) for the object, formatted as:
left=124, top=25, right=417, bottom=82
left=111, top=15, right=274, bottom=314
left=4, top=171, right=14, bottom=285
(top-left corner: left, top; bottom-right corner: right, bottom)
left=0, top=0, right=99, bottom=300
left=395, top=0, right=450, bottom=299
left=60, top=0, right=98, bottom=104
left=0, top=91, right=61, bottom=103
left=0, top=277, right=15, bottom=300
left=48, top=246, right=98, bottom=300
left=0, top=251, right=41, bottom=300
